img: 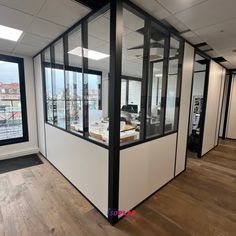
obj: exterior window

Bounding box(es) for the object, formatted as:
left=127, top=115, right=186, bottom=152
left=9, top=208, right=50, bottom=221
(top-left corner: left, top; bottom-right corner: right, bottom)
left=0, top=54, right=28, bottom=145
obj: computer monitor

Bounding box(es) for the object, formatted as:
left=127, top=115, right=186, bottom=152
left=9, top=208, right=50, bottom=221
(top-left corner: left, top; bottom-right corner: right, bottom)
left=121, top=104, right=138, bottom=114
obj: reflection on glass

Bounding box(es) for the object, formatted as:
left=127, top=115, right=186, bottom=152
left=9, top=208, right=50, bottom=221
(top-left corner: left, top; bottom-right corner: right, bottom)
left=169, top=37, right=180, bottom=58
left=52, top=68, right=65, bottom=129
left=120, top=5, right=145, bottom=145
left=165, top=59, right=178, bottom=133
left=146, top=61, right=163, bottom=137
left=68, top=26, right=82, bottom=67
left=121, top=79, right=127, bottom=108
left=87, top=9, right=110, bottom=144
left=146, top=21, right=168, bottom=138
left=45, top=67, right=53, bottom=124
left=66, top=71, right=83, bottom=133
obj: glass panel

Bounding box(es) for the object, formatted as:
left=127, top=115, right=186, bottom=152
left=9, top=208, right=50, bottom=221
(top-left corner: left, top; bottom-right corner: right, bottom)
left=146, top=22, right=168, bottom=138
left=165, top=59, right=178, bottom=133
left=66, top=26, right=83, bottom=134
left=120, top=6, right=145, bottom=144
left=146, top=61, right=163, bottom=137
left=88, top=73, right=102, bottom=124
left=87, top=9, right=110, bottom=144
left=52, top=39, right=66, bottom=129
left=121, top=79, right=127, bottom=108
left=65, top=70, right=83, bottom=133
left=43, top=48, right=53, bottom=124
left=0, top=60, right=23, bottom=140
left=68, top=26, right=82, bottom=68
left=45, top=67, right=53, bottom=124
left=128, top=80, right=141, bottom=113
left=169, top=37, right=180, bottom=58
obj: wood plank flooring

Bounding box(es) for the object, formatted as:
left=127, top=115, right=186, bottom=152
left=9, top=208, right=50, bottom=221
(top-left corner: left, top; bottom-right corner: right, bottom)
left=0, top=139, right=236, bottom=235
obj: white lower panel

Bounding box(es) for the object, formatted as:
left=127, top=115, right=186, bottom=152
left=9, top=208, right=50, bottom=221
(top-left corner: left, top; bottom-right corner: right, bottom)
left=119, top=134, right=177, bottom=212
left=45, top=124, right=108, bottom=217
left=175, top=43, right=194, bottom=175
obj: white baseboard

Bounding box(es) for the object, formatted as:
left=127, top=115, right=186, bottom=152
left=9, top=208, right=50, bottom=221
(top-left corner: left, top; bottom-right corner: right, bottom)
left=0, top=147, right=39, bottom=161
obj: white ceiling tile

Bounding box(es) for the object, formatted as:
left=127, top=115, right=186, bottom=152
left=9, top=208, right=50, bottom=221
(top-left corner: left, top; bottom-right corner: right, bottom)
left=150, top=6, right=171, bottom=20
left=205, top=50, right=220, bottom=58
left=175, top=0, right=236, bottom=30
left=13, top=43, right=41, bottom=56
left=194, top=18, right=236, bottom=41
left=37, top=0, right=90, bottom=27
left=0, top=4, right=33, bottom=31
left=220, top=61, right=233, bottom=68
left=130, top=0, right=164, bottom=14
left=207, top=35, right=236, bottom=51
left=88, top=16, right=110, bottom=42
left=20, top=33, right=51, bottom=48
left=0, top=39, right=16, bottom=52
left=130, top=0, right=171, bottom=19
left=27, top=18, right=67, bottom=39
left=164, top=15, right=189, bottom=32
left=181, top=31, right=203, bottom=44
left=0, top=0, right=46, bottom=15
left=156, top=0, right=208, bottom=14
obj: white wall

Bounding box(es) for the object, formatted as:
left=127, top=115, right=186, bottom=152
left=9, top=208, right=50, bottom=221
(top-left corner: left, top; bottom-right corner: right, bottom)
left=0, top=52, right=38, bottom=160
left=226, top=75, right=236, bottom=139
left=219, top=75, right=230, bottom=137
left=119, top=134, right=177, bottom=212
left=34, top=55, right=46, bottom=156
left=175, top=43, right=194, bottom=175
left=202, top=61, right=225, bottom=156
left=215, top=68, right=226, bottom=145
left=45, top=124, right=109, bottom=216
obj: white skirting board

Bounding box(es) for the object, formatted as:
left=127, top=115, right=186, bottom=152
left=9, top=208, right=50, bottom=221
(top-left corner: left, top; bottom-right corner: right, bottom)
left=0, top=147, right=39, bottom=161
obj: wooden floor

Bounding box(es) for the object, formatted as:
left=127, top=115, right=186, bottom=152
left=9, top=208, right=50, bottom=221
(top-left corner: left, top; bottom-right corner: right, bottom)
left=0, top=139, right=236, bottom=236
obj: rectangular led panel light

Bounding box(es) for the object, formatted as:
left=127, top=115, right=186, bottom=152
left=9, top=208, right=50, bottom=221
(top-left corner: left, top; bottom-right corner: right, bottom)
left=0, top=25, right=23, bottom=42
left=68, top=46, right=109, bottom=60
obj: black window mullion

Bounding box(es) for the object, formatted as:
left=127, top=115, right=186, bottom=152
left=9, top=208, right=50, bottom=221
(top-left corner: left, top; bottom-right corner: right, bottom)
left=161, top=35, right=170, bottom=135
left=140, top=17, right=151, bottom=140
left=108, top=0, right=123, bottom=225
left=174, top=39, right=184, bottom=130
left=82, top=21, right=89, bottom=137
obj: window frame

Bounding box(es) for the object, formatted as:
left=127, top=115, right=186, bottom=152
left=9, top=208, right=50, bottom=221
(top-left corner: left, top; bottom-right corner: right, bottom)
left=0, top=54, right=28, bottom=146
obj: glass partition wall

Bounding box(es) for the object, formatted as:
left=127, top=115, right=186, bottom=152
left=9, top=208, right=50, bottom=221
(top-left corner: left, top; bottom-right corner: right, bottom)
left=40, top=0, right=184, bottom=225
left=41, top=1, right=183, bottom=148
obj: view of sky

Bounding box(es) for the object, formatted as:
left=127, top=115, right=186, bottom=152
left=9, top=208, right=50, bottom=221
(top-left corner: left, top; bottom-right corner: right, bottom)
left=0, top=61, right=19, bottom=84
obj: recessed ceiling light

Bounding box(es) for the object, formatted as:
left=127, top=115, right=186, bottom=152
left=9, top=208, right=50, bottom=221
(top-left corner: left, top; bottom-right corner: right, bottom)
left=0, top=25, right=23, bottom=42
left=68, top=46, right=109, bottom=60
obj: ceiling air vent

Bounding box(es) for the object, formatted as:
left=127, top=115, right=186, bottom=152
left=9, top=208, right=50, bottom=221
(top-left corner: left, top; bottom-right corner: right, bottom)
left=212, top=57, right=227, bottom=63
left=195, top=42, right=213, bottom=52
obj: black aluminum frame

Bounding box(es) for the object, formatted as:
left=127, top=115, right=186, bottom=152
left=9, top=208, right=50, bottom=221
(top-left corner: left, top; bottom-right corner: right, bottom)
left=0, top=54, right=29, bottom=146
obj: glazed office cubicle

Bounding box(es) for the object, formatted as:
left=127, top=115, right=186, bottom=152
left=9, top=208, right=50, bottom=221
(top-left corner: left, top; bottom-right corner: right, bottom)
left=34, top=0, right=195, bottom=224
